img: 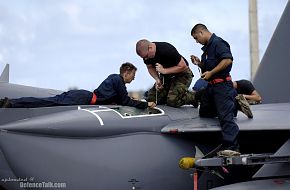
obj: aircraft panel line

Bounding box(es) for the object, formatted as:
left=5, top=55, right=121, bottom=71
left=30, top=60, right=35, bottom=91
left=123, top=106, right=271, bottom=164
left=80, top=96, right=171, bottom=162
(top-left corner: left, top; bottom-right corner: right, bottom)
left=77, top=106, right=104, bottom=126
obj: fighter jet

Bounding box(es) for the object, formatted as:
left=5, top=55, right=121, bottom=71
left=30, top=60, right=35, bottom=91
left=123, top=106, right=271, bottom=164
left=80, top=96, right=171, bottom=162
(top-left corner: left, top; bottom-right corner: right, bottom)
left=0, top=2, right=290, bottom=190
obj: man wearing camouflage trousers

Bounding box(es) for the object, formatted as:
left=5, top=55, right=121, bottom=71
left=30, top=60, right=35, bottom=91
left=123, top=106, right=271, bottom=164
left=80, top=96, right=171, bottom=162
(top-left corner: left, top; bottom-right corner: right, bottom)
left=136, top=39, right=197, bottom=108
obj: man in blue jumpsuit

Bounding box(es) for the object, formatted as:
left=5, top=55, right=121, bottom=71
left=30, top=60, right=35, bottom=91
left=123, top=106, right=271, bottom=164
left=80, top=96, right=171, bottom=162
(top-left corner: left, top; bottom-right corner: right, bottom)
left=0, top=63, right=156, bottom=109
left=190, top=24, right=239, bottom=151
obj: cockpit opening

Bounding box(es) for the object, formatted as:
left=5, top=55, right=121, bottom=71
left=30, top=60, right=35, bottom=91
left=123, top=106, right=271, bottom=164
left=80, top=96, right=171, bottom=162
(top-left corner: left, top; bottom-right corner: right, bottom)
left=110, top=106, right=163, bottom=117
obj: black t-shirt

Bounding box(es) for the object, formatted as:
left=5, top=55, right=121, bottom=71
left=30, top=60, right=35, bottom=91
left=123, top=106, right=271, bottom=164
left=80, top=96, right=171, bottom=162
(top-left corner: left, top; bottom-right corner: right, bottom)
left=144, top=42, right=188, bottom=71
left=236, top=80, right=255, bottom=95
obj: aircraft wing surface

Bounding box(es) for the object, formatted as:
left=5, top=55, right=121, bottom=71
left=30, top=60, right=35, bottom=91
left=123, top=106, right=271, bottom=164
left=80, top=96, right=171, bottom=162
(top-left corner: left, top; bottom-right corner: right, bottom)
left=161, top=103, right=290, bottom=133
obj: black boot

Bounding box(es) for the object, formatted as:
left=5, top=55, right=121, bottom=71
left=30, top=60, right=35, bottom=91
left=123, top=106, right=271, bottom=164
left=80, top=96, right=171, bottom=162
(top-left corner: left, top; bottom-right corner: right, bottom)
left=1, top=97, right=11, bottom=108
left=195, top=88, right=206, bottom=102
left=189, top=92, right=198, bottom=108
left=0, top=98, right=4, bottom=107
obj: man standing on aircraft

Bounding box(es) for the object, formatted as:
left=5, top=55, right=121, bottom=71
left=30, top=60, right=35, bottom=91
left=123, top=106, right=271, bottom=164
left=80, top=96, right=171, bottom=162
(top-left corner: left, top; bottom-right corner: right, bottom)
left=136, top=39, right=197, bottom=108
left=0, top=62, right=156, bottom=109
left=190, top=24, right=242, bottom=152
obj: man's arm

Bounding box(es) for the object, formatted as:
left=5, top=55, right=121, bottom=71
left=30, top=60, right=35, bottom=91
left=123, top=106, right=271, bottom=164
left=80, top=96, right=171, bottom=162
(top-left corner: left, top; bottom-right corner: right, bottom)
left=155, top=57, right=188, bottom=74
left=244, top=90, right=262, bottom=102
left=147, top=64, right=163, bottom=90
left=201, top=58, right=232, bottom=80
left=147, top=64, right=160, bottom=80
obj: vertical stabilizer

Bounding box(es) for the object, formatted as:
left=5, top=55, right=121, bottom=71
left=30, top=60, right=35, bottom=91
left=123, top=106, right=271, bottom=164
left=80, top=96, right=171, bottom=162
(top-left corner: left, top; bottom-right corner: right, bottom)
left=253, top=2, right=290, bottom=103
left=0, top=64, right=9, bottom=83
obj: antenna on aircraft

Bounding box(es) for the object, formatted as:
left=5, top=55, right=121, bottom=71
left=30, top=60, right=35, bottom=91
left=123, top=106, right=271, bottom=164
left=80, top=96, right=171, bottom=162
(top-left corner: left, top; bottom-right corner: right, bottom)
left=0, top=63, right=9, bottom=83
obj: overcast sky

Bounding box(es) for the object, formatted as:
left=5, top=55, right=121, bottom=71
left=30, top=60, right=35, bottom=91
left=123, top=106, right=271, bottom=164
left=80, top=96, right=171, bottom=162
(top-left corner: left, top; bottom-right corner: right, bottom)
left=0, top=0, right=288, bottom=92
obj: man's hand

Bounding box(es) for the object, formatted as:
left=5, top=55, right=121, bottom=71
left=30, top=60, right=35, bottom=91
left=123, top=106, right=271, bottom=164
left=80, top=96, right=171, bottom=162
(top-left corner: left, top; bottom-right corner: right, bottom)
left=201, top=71, right=213, bottom=81
left=148, top=102, right=156, bottom=108
left=155, top=63, right=166, bottom=74
left=155, top=78, right=163, bottom=91
left=190, top=55, right=201, bottom=65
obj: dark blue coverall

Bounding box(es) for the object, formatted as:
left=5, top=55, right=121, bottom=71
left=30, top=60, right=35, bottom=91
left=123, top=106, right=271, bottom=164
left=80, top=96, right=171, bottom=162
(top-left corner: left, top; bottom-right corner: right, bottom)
left=9, top=74, right=147, bottom=109
left=199, top=33, right=239, bottom=150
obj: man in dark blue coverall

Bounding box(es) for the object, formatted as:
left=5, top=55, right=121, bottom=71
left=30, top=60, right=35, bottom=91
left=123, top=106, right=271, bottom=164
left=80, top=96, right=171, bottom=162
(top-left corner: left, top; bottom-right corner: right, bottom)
left=0, top=63, right=156, bottom=109
left=190, top=24, right=239, bottom=152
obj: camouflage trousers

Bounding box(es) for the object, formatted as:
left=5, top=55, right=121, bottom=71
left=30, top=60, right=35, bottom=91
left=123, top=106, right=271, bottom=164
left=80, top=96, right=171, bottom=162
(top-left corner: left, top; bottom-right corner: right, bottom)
left=147, top=68, right=195, bottom=107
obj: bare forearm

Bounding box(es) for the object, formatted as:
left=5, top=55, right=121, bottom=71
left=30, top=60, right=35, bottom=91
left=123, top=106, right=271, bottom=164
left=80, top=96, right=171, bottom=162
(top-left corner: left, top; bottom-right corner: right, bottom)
left=147, top=66, right=159, bottom=80
left=244, top=91, right=262, bottom=101
left=201, top=58, right=233, bottom=80
left=210, top=58, right=232, bottom=76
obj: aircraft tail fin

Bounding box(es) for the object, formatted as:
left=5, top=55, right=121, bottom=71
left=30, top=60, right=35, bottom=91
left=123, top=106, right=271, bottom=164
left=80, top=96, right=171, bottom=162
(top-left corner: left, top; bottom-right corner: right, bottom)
left=253, top=1, right=290, bottom=103
left=0, top=64, right=9, bottom=83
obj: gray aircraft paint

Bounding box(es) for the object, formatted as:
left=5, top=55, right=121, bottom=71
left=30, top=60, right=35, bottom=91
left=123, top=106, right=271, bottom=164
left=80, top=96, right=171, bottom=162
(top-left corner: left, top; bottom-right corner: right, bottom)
left=0, top=1, right=290, bottom=190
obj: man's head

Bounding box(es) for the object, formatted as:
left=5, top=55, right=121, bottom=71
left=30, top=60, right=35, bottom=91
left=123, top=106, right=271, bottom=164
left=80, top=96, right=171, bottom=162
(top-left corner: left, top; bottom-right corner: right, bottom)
left=120, top=62, right=137, bottom=83
left=191, top=24, right=211, bottom=45
left=136, top=39, right=155, bottom=60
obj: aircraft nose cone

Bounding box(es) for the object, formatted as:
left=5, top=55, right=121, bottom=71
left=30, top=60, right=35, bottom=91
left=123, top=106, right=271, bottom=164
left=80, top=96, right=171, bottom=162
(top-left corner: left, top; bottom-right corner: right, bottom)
left=0, top=108, right=103, bottom=137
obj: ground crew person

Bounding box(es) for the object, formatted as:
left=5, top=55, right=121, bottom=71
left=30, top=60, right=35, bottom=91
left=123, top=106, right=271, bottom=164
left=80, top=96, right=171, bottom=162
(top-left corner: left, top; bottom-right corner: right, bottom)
left=136, top=39, right=197, bottom=108
left=0, top=62, right=156, bottom=109
left=233, top=79, right=262, bottom=105
left=190, top=23, right=240, bottom=152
